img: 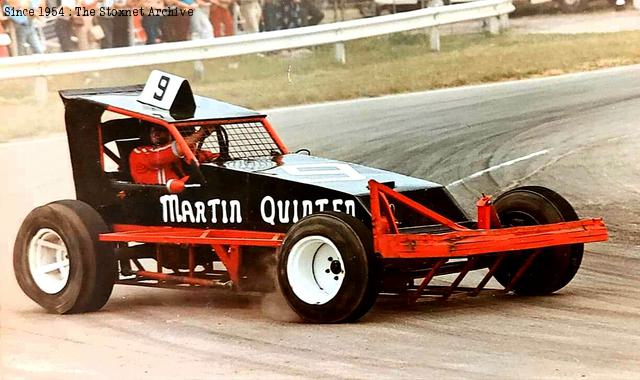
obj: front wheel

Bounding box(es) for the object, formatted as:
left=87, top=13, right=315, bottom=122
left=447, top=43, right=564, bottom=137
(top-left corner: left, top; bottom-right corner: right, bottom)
left=277, top=212, right=380, bottom=323
left=493, top=186, right=583, bottom=295
left=13, top=200, right=117, bottom=314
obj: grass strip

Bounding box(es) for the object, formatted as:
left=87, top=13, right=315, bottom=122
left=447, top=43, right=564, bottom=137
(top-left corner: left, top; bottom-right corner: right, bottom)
left=2, top=30, right=640, bottom=141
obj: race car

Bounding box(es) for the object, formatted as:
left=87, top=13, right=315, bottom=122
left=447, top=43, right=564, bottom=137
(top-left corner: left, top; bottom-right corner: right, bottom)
left=13, top=71, right=608, bottom=323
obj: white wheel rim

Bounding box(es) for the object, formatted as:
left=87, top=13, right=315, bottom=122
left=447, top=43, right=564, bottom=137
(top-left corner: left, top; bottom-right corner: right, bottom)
left=286, top=236, right=346, bottom=305
left=28, top=228, right=70, bottom=294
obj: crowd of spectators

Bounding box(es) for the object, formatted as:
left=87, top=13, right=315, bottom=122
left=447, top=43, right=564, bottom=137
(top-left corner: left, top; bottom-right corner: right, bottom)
left=0, top=0, right=324, bottom=56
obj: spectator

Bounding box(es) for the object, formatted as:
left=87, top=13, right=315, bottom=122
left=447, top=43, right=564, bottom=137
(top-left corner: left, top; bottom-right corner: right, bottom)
left=139, top=0, right=165, bottom=44
left=55, top=0, right=76, bottom=52
left=0, top=6, right=10, bottom=57
left=72, top=0, right=100, bottom=50
left=2, top=0, right=45, bottom=55
left=96, top=0, right=116, bottom=48
left=300, top=0, right=322, bottom=26
left=278, top=0, right=303, bottom=29
left=209, top=0, right=233, bottom=37
left=188, top=0, right=213, bottom=39
left=162, top=0, right=190, bottom=41
left=261, top=0, right=279, bottom=31
left=238, top=0, right=260, bottom=33
left=111, top=0, right=130, bottom=47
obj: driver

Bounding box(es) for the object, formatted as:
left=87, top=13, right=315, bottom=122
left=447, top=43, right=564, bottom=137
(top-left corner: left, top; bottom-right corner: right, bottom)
left=129, top=122, right=218, bottom=185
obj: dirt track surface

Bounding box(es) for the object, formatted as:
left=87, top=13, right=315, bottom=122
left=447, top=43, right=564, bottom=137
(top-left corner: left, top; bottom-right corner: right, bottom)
left=2, top=66, right=640, bottom=378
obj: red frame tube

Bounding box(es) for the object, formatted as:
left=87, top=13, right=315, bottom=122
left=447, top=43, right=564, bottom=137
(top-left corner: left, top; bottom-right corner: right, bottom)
left=135, top=270, right=226, bottom=287
left=261, top=117, right=289, bottom=154
left=369, top=180, right=608, bottom=259
left=101, top=224, right=284, bottom=247
left=106, top=106, right=198, bottom=165
left=105, top=108, right=288, bottom=163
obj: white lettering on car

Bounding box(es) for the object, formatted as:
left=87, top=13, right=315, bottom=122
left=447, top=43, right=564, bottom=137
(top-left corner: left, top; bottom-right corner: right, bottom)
left=229, top=200, right=242, bottom=223
left=315, top=199, right=329, bottom=211
left=277, top=200, right=290, bottom=223
left=259, top=196, right=356, bottom=225
left=261, top=196, right=276, bottom=226
left=221, top=200, right=228, bottom=223
left=194, top=201, right=206, bottom=223
left=332, top=199, right=343, bottom=212
left=160, top=195, right=242, bottom=224
left=159, top=195, right=356, bottom=226
left=181, top=201, right=195, bottom=223
left=207, top=199, right=221, bottom=223
left=292, top=200, right=300, bottom=223
left=302, top=200, right=313, bottom=217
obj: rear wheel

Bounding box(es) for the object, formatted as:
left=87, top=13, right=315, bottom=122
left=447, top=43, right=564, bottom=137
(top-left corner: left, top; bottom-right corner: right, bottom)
left=14, top=200, right=117, bottom=314
left=493, top=186, right=583, bottom=295
left=277, top=212, right=380, bottom=323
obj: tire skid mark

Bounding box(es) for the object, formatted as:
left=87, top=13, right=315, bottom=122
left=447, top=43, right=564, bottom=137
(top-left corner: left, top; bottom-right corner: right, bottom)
left=504, top=132, right=640, bottom=191
left=447, top=150, right=549, bottom=188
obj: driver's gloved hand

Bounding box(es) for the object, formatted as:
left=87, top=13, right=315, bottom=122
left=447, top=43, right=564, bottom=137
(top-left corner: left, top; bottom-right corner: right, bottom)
left=197, top=150, right=219, bottom=162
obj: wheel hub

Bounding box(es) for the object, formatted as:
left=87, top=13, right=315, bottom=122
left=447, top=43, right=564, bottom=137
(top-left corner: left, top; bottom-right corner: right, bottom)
left=330, top=260, right=342, bottom=275
left=28, top=228, right=70, bottom=294
left=287, top=235, right=346, bottom=305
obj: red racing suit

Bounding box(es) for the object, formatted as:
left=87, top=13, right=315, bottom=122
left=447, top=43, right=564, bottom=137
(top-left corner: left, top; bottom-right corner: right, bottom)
left=129, top=142, right=184, bottom=185
left=129, top=142, right=219, bottom=185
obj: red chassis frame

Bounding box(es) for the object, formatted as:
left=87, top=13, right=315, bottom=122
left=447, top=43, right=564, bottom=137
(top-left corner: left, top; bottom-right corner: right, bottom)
left=99, top=180, right=608, bottom=296
left=368, top=180, right=607, bottom=258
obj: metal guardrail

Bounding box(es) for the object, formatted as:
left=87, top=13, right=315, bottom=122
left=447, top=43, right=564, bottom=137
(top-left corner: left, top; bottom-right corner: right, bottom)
left=0, top=0, right=513, bottom=82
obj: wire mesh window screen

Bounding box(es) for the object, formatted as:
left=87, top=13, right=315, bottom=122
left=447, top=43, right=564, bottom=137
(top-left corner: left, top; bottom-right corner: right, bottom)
left=198, top=121, right=282, bottom=160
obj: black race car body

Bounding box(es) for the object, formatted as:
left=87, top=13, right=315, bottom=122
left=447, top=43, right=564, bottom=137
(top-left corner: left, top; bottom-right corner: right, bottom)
left=60, top=83, right=468, bottom=233
left=107, top=154, right=468, bottom=232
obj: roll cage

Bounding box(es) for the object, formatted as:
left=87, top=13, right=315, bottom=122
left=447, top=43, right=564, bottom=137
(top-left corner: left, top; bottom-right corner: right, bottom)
left=99, top=110, right=289, bottom=185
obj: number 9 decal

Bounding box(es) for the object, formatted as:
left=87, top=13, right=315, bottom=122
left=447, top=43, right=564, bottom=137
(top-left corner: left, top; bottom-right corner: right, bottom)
left=154, top=75, right=170, bottom=101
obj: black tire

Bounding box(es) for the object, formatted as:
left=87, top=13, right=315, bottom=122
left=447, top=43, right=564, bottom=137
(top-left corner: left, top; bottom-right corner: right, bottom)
left=558, top=0, right=587, bottom=13
left=492, top=186, right=583, bottom=295
left=13, top=200, right=117, bottom=314
left=277, top=212, right=380, bottom=323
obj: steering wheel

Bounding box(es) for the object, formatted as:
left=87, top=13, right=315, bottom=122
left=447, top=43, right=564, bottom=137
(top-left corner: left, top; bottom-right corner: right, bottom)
left=215, top=126, right=230, bottom=161
left=194, top=126, right=214, bottom=156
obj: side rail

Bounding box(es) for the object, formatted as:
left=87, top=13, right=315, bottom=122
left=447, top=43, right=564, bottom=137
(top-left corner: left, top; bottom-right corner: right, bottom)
left=100, top=225, right=284, bottom=289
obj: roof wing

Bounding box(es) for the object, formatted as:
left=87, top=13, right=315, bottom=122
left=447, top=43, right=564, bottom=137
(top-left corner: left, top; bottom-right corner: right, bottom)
left=59, top=85, right=265, bottom=124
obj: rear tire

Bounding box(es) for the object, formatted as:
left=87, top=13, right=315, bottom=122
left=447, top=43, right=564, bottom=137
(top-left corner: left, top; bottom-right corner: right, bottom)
left=277, top=212, right=380, bottom=323
left=13, top=200, right=117, bottom=314
left=492, top=187, right=583, bottom=295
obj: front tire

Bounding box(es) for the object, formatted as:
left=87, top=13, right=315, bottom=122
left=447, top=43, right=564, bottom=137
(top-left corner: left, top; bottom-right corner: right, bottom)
left=493, top=186, right=583, bottom=295
left=13, top=200, right=117, bottom=314
left=277, top=212, right=380, bottom=323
